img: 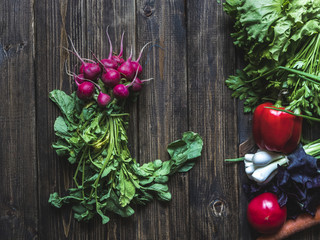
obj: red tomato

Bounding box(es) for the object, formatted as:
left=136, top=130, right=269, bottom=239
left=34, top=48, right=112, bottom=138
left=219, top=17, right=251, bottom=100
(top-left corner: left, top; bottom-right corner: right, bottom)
left=247, top=192, right=287, bottom=234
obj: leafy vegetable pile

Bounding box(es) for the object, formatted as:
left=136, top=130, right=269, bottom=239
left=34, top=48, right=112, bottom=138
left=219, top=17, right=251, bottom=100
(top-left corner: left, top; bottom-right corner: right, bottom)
left=224, top=0, right=320, bottom=116
left=48, top=32, right=203, bottom=224
left=224, top=1, right=320, bottom=236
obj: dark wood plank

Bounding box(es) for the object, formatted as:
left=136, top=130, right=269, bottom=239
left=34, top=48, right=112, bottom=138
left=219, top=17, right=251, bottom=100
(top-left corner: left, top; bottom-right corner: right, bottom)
left=186, top=1, right=240, bottom=239
left=5, top=0, right=319, bottom=239
left=0, top=0, right=38, bottom=239
left=135, top=0, right=189, bottom=239
left=34, top=1, right=76, bottom=239
left=235, top=47, right=255, bottom=239
left=34, top=0, right=136, bottom=239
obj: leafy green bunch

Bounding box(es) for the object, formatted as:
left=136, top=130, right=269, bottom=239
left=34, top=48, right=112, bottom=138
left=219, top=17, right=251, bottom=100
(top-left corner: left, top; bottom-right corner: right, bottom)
left=48, top=90, right=203, bottom=224
left=224, top=0, right=320, bottom=116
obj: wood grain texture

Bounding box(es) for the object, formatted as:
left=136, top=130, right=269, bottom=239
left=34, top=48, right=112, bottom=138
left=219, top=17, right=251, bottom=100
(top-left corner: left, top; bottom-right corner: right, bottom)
left=34, top=0, right=136, bottom=239
left=0, top=0, right=38, bottom=239
left=135, top=0, right=189, bottom=239
left=34, top=1, right=75, bottom=239
left=1, top=0, right=320, bottom=239
left=186, top=1, right=240, bottom=239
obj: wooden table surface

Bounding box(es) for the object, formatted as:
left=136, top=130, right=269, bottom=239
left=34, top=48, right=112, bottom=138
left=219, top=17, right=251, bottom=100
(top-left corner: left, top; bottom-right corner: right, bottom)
left=1, top=0, right=320, bottom=239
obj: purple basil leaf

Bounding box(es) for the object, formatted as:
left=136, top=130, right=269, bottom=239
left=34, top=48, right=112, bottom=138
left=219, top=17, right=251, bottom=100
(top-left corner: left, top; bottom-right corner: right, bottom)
left=287, top=144, right=319, bottom=185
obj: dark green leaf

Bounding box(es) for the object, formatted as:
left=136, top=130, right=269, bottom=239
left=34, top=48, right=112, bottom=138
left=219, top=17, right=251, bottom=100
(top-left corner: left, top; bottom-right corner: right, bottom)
left=49, top=90, right=76, bottom=122
left=54, top=116, right=71, bottom=138
left=154, top=175, right=169, bottom=183
left=177, top=161, right=196, bottom=173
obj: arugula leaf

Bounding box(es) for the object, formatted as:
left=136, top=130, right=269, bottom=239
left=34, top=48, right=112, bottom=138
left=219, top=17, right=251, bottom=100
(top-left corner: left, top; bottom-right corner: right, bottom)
left=118, top=168, right=136, bottom=207
left=177, top=162, right=196, bottom=173
left=49, top=90, right=77, bottom=123
left=52, top=139, right=70, bottom=156
left=54, top=116, right=71, bottom=138
left=48, top=89, right=203, bottom=224
left=96, top=202, right=110, bottom=224
left=167, top=131, right=203, bottom=174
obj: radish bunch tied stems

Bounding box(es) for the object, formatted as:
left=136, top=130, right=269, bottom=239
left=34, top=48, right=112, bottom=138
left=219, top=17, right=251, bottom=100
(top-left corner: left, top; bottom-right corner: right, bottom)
left=48, top=31, right=203, bottom=224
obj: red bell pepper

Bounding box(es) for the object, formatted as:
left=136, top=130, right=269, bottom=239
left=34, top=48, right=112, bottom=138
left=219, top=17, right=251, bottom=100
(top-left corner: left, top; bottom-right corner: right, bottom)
left=252, top=102, right=302, bottom=154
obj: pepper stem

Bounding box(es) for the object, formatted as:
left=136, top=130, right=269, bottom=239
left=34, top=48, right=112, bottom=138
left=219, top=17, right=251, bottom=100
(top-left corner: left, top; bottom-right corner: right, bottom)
left=274, top=100, right=282, bottom=108
left=275, top=89, right=288, bottom=107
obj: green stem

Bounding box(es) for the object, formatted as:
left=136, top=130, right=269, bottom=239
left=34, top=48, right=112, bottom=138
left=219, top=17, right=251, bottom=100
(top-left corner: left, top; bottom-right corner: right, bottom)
left=88, top=148, right=95, bottom=166
left=87, top=114, right=109, bottom=147
left=304, top=142, right=320, bottom=157
left=91, top=144, right=107, bottom=160
left=225, top=140, right=320, bottom=163
left=265, top=107, right=320, bottom=122
left=91, top=117, right=115, bottom=197
left=110, top=113, right=130, bottom=117
left=274, top=100, right=282, bottom=108
left=114, top=119, right=120, bottom=155
left=225, top=157, right=245, bottom=162
left=278, top=66, right=320, bottom=83
left=244, top=68, right=278, bottom=83
left=291, top=78, right=300, bottom=100
left=298, top=75, right=320, bottom=86
left=73, top=147, right=87, bottom=187
left=82, top=153, right=85, bottom=198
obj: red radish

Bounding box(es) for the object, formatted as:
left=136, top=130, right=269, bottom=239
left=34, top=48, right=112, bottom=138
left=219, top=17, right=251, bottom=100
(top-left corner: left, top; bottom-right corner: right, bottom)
left=131, top=77, right=153, bottom=92
left=79, top=64, right=84, bottom=74
left=131, top=78, right=143, bottom=92
left=131, top=42, right=151, bottom=76
left=113, top=84, right=129, bottom=99
left=101, top=68, right=121, bottom=88
left=72, top=72, right=110, bottom=106
left=79, top=58, right=97, bottom=74
left=100, top=59, right=117, bottom=70
left=113, top=69, right=139, bottom=99
left=97, top=92, right=111, bottom=107
left=65, top=63, right=87, bottom=85
left=66, top=64, right=100, bottom=100
left=117, top=48, right=136, bottom=80
left=91, top=51, right=122, bottom=88
left=100, top=27, right=118, bottom=69
left=76, top=81, right=95, bottom=100
left=83, top=63, right=101, bottom=80
left=112, top=32, right=125, bottom=66
left=75, top=73, right=85, bottom=84
left=247, top=192, right=287, bottom=234
left=131, top=62, right=142, bottom=77
left=71, top=64, right=85, bottom=83
left=68, top=36, right=101, bottom=81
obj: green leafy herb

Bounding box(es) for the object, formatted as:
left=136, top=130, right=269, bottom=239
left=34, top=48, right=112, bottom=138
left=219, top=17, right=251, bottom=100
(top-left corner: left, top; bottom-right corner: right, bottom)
left=224, top=0, right=320, bottom=116
left=48, top=89, right=203, bottom=224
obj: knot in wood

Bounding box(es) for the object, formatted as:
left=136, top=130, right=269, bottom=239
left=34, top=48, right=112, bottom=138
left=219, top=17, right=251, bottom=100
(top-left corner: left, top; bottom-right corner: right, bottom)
left=4, top=44, right=11, bottom=51
left=19, top=42, right=26, bottom=50
left=210, top=199, right=226, bottom=217
left=143, top=4, right=153, bottom=17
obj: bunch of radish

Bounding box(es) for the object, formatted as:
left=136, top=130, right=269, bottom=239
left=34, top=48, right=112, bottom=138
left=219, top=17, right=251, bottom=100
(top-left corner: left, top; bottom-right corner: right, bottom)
left=66, top=28, right=152, bottom=106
